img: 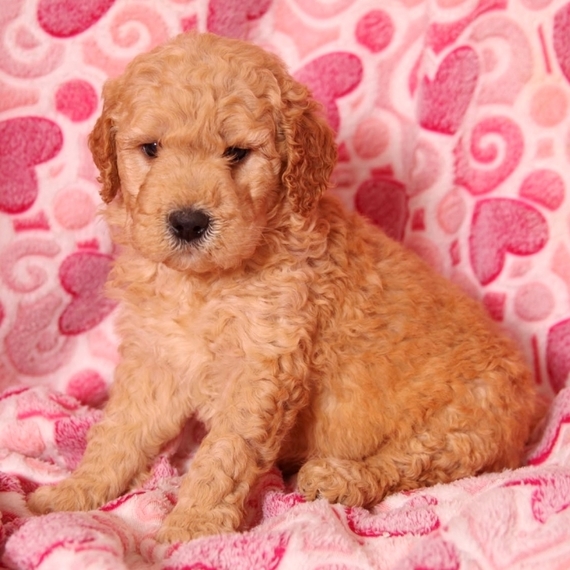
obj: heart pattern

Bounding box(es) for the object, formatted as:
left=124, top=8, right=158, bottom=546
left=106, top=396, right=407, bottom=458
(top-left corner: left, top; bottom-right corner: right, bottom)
left=419, top=46, right=480, bottom=135
left=554, top=2, right=570, bottom=84
left=469, top=199, right=548, bottom=285
left=37, top=0, right=115, bottom=38
left=354, top=176, right=409, bottom=242
left=58, top=252, right=117, bottom=336
left=295, top=52, right=363, bottom=132
left=0, top=117, right=63, bottom=214
left=1, top=0, right=570, bottom=566
left=206, top=0, right=272, bottom=38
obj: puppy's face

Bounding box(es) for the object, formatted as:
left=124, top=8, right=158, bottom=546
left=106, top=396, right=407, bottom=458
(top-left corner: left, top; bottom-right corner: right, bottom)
left=112, top=60, right=281, bottom=274
left=89, top=33, right=337, bottom=274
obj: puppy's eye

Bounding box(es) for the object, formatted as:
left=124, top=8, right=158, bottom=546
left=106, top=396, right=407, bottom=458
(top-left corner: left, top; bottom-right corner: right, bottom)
left=223, top=147, right=250, bottom=164
left=141, top=142, right=159, bottom=158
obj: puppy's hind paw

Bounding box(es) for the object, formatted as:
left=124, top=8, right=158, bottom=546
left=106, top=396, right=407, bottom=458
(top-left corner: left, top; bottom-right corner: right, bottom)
left=297, top=457, right=384, bottom=508
left=27, top=479, right=103, bottom=515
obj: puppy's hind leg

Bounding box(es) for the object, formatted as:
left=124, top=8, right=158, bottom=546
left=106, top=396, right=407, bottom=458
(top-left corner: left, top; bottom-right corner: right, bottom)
left=28, top=358, right=192, bottom=514
left=298, top=427, right=522, bottom=508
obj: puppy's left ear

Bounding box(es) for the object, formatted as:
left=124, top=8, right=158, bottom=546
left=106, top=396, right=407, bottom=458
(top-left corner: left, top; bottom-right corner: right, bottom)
left=279, top=79, right=337, bottom=215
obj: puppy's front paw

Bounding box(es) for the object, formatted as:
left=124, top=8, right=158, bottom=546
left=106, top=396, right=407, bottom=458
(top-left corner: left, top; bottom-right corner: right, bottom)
left=28, top=479, right=104, bottom=514
left=156, top=508, right=235, bottom=543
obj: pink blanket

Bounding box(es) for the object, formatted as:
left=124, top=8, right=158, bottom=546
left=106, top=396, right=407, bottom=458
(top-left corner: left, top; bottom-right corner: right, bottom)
left=1, top=0, right=570, bottom=567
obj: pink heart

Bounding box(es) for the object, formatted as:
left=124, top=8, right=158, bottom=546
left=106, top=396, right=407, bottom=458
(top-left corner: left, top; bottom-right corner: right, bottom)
left=469, top=199, right=548, bottom=285
left=295, top=53, right=363, bottom=132
left=58, top=252, right=117, bottom=335
left=554, top=2, right=570, bottom=84
left=0, top=117, right=63, bottom=214
left=354, top=176, right=408, bottom=241
left=206, top=0, right=272, bottom=38
left=547, top=319, right=570, bottom=393
left=419, top=46, right=479, bottom=135
left=37, top=0, right=115, bottom=38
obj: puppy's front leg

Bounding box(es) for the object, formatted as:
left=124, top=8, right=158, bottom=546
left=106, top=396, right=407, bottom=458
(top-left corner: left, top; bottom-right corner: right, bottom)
left=158, top=374, right=306, bottom=543
left=28, top=358, right=192, bottom=514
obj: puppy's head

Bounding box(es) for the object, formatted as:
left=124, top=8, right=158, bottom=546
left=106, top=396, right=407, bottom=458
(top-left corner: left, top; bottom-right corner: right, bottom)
left=89, top=32, right=336, bottom=273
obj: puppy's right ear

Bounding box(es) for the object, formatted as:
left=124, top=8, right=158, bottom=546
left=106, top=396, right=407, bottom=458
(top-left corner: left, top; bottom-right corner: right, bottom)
left=88, top=81, right=120, bottom=204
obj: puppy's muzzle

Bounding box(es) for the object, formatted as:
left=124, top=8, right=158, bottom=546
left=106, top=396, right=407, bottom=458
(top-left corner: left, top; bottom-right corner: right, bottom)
left=168, top=208, right=211, bottom=244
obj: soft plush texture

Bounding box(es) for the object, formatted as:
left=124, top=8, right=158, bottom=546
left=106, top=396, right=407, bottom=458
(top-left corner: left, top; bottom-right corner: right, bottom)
left=1, top=0, right=570, bottom=568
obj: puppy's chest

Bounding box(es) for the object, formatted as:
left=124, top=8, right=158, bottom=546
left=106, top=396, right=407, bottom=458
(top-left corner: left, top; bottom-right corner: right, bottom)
left=139, top=275, right=313, bottom=415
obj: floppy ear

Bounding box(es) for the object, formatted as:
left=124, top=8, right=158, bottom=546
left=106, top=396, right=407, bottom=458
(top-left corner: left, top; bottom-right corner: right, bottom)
left=88, top=81, right=120, bottom=204
left=279, top=79, right=337, bottom=215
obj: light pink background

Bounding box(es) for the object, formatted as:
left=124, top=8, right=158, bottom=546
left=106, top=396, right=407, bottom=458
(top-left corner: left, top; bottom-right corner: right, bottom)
left=1, top=0, right=570, bottom=568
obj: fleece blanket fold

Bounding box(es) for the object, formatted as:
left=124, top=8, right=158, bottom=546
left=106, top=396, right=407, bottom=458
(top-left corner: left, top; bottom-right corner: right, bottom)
left=1, top=0, right=570, bottom=568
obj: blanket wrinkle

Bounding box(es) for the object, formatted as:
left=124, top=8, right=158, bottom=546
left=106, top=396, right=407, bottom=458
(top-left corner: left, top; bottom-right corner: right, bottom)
left=1, top=0, right=570, bottom=568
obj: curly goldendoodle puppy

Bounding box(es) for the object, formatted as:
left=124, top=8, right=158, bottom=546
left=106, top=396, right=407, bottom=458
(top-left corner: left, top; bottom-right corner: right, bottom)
left=28, top=32, right=541, bottom=543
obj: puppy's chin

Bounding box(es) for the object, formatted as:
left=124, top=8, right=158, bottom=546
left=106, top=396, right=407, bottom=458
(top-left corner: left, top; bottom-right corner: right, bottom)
left=162, top=252, right=224, bottom=275
left=161, top=243, right=257, bottom=275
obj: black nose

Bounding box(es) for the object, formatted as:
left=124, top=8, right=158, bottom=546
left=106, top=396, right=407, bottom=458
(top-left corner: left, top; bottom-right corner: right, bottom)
left=168, top=208, right=211, bottom=243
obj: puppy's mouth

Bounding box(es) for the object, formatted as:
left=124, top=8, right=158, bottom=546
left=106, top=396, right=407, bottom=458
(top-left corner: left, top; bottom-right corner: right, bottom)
left=167, top=207, right=213, bottom=247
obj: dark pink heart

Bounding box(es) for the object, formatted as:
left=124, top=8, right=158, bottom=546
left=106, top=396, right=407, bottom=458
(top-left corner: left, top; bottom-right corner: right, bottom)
left=547, top=319, right=570, bottom=393
left=295, top=53, right=363, bottom=132
left=37, top=0, right=115, bottom=38
left=354, top=176, right=408, bottom=242
left=419, top=46, right=479, bottom=135
left=58, top=251, right=117, bottom=335
left=0, top=117, right=63, bottom=214
left=554, top=2, right=570, bottom=84
left=207, top=0, right=272, bottom=38
left=469, top=198, right=548, bottom=285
